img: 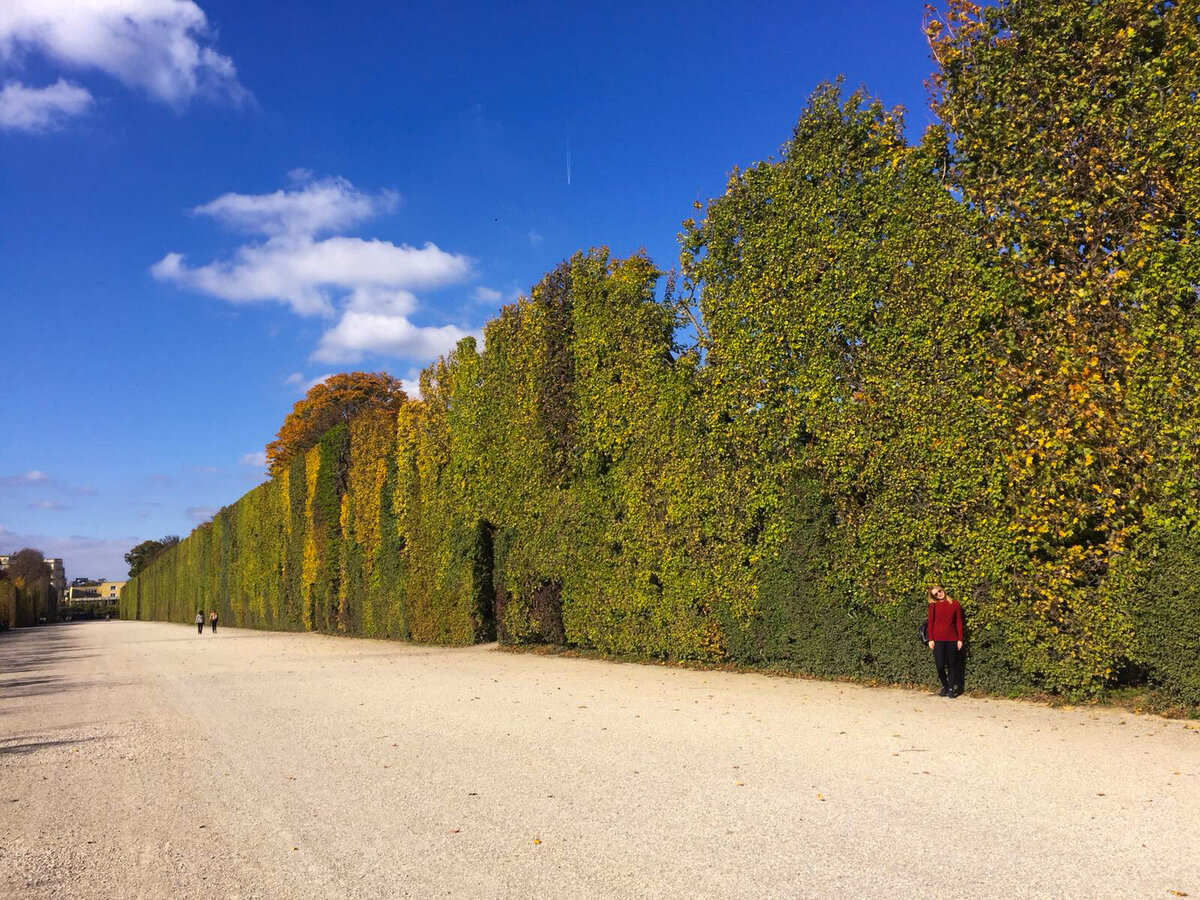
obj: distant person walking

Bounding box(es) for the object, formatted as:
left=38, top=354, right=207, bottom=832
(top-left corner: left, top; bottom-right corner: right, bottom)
left=926, top=586, right=963, bottom=698
left=209, top=610, right=218, bottom=634
left=195, top=611, right=204, bottom=634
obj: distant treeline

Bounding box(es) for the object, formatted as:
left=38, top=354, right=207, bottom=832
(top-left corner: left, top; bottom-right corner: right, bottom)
left=122, top=1, right=1200, bottom=704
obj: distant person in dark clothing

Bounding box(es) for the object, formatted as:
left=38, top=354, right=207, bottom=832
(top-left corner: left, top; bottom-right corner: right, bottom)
left=209, top=610, right=218, bottom=634
left=195, top=611, right=204, bottom=634
left=926, top=585, right=964, bottom=697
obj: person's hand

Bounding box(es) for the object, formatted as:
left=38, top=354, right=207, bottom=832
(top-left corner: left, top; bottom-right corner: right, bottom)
left=956, top=640, right=963, bottom=650
left=928, top=640, right=935, bottom=650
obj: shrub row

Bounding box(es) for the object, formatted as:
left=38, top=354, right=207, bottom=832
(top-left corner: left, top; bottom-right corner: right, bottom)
left=0, top=580, right=14, bottom=631
left=123, top=1, right=1200, bottom=704
left=0, top=578, right=54, bottom=629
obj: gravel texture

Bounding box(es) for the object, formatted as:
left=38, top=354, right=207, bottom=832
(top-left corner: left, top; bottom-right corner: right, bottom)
left=1, top=620, right=1197, bottom=899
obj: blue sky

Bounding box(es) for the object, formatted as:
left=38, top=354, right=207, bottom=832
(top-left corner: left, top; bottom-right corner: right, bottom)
left=0, top=0, right=936, bottom=580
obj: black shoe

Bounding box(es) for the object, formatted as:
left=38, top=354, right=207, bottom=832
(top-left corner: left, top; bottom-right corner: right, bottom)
left=948, top=689, right=959, bottom=699
left=938, top=686, right=949, bottom=697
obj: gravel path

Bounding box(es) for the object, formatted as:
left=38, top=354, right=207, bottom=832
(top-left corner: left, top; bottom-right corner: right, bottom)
left=1, top=621, right=1197, bottom=899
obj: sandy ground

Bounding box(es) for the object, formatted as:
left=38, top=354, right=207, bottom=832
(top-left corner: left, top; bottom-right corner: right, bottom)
left=1, top=621, right=1197, bottom=899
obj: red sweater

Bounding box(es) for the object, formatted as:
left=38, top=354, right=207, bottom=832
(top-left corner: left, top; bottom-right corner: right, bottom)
left=927, top=600, right=963, bottom=642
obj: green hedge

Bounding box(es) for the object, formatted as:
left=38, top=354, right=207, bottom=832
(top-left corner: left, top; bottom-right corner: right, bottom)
left=0, top=578, right=54, bottom=628
left=0, top=581, right=14, bottom=631
left=121, top=414, right=479, bottom=643
left=123, top=1, right=1200, bottom=705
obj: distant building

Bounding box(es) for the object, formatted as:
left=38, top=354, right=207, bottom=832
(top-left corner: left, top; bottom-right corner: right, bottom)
left=64, top=579, right=125, bottom=606
left=97, top=581, right=125, bottom=603
left=66, top=581, right=100, bottom=603
left=46, top=558, right=65, bottom=595
left=0, top=555, right=66, bottom=596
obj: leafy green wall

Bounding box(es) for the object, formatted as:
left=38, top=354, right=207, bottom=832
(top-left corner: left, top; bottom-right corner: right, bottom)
left=0, top=581, right=15, bottom=631
left=122, top=1, right=1200, bottom=705
left=0, top=578, right=54, bottom=629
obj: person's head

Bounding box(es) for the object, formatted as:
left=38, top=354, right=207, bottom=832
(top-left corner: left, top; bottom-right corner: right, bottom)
left=928, top=585, right=947, bottom=603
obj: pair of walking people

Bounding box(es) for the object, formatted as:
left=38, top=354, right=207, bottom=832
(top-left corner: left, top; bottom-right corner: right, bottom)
left=194, top=610, right=218, bottom=634
left=926, top=586, right=963, bottom=698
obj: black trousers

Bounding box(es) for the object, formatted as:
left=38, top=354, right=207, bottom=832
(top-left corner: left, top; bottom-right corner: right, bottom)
left=210, top=621, right=217, bottom=633
left=933, top=641, right=960, bottom=691
left=197, top=622, right=203, bottom=634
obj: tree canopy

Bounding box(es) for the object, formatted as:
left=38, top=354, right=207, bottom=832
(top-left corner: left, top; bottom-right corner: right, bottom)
left=266, top=372, right=407, bottom=474
left=125, top=536, right=181, bottom=578
left=4, top=548, right=50, bottom=585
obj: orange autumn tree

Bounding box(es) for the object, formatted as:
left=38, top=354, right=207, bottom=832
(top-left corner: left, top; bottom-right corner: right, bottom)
left=266, top=373, right=407, bottom=475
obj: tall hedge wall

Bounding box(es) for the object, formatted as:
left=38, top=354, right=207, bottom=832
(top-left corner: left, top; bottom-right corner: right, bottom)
left=0, top=577, right=54, bottom=629
left=0, top=580, right=15, bottom=631
left=123, top=0, right=1200, bottom=704
left=122, top=415, right=453, bottom=642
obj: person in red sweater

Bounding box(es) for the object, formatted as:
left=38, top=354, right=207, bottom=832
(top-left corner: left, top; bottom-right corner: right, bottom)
left=926, top=585, right=964, bottom=698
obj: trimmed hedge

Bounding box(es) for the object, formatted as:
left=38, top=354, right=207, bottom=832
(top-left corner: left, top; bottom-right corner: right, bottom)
left=0, top=577, right=54, bottom=628
left=0, top=580, right=14, bottom=631
left=121, top=415, right=480, bottom=644
left=123, top=1, right=1200, bottom=705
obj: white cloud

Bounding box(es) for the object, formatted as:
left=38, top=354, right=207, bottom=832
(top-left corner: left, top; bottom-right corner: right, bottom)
left=153, top=174, right=476, bottom=364
left=0, top=0, right=248, bottom=107
left=472, top=286, right=502, bottom=304
left=27, top=500, right=69, bottom=511
left=395, top=369, right=422, bottom=400
left=194, top=176, right=398, bottom=238
left=240, top=451, right=267, bottom=467
left=344, top=287, right=418, bottom=316
left=285, top=372, right=335, bottom=393
left=313, top=312, right=471, bottom=364
left=152, top=235, right=469, bottom=317
left=0, top=78, right=92, bottom=131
